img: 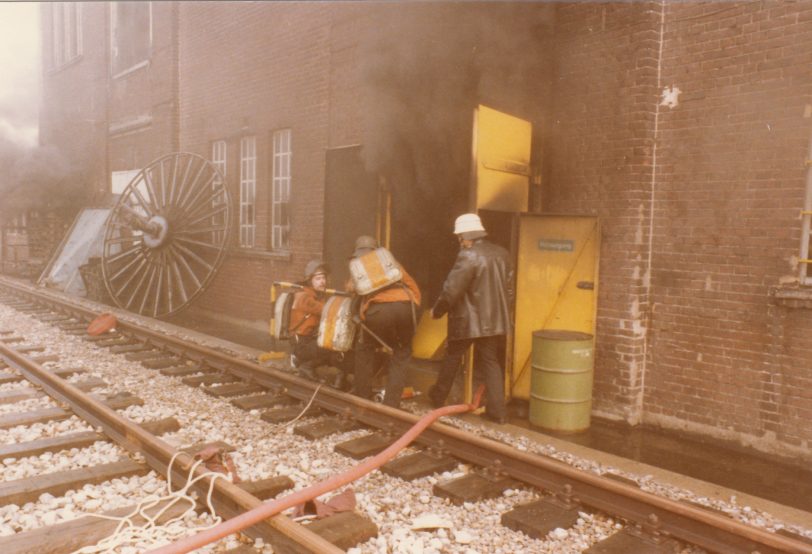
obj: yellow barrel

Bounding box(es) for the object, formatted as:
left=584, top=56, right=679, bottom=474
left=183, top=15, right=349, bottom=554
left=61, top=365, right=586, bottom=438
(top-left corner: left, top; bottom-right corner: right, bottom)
left=529, top=330, right=594, bottom=433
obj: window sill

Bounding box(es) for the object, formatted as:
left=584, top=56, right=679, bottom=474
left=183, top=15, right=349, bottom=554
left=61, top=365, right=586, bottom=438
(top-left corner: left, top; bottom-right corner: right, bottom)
left=46, top=55, right=83, bottom=74
left=769, top=285, right=812, bottom=309
left=230, top=248, right=291, bottom=262
left=112, top=60, right=150, bottom=80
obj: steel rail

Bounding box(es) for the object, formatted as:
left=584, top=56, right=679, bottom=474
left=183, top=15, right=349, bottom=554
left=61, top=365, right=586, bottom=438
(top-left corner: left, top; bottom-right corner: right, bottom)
left=0, top=339, right=341, bottom=554
left=1, top=276, right=811, bottom=554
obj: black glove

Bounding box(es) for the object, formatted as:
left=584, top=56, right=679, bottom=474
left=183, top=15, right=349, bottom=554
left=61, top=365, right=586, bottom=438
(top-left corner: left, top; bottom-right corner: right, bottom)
left=431, top=298, right=449, bottom=319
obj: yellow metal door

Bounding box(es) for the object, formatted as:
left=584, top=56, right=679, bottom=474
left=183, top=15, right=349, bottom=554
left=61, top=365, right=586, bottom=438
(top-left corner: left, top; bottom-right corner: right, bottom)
left=471, top=105, right=532, bottom=213
left=510, top=214, right=600, bottom=400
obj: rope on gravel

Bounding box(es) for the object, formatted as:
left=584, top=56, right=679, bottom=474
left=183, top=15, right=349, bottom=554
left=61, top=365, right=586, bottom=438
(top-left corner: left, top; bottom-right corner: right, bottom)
left=71, top=451, right=231, bottom=554
left=282, top=383, right=323, bottom=427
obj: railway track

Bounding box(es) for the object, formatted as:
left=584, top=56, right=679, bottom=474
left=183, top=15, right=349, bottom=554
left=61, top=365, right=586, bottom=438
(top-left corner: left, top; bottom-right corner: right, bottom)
left=0, top=275, right=809, bottom=553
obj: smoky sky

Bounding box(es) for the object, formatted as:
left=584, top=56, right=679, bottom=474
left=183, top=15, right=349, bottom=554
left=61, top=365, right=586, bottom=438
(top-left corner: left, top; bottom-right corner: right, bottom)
left=0, top=2, right=40, bottom=147
left=357, top=2, right=553, bottom=297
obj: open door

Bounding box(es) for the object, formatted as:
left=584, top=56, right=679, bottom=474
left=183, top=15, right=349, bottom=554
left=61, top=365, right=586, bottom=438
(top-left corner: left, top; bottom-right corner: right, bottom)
left=323, top=146, right=386, bottom=288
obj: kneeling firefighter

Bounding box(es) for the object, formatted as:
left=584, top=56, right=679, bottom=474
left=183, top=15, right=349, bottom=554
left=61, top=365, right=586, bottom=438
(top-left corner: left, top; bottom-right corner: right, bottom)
left=348, top=235, right=421, bottom=408
left=289, top=260, right=338, bottom=382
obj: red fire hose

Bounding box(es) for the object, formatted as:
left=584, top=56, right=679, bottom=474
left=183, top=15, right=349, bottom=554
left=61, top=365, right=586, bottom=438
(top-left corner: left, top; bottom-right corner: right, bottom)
left=148, top=385, right=486, bottom=554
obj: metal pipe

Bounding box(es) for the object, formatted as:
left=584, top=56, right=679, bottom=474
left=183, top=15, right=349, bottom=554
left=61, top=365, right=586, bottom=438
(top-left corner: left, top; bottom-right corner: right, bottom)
left=799, top=128, right=812, bottom=284
left=148, top=385, right=486, bottom=554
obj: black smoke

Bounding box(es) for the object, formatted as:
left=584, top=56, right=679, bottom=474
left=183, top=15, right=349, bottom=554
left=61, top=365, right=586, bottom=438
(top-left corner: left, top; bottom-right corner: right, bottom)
left=357, top=2, right=553, bottom=299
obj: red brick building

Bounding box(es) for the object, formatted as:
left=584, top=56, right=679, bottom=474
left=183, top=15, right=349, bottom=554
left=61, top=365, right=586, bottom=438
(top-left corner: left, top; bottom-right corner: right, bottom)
left=39, top=2, right=812, bottom=462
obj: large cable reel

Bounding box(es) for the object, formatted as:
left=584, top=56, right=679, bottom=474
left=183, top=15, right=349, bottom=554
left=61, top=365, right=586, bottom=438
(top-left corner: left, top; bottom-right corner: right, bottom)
left=101, top=152, right=231, bottom=318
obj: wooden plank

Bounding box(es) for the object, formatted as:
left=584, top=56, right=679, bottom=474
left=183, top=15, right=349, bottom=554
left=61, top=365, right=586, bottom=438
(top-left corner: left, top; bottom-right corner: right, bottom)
left=433, top=472, right=522, bottom=505
left=108, top=344, right=151, bottom=354
left=294, top=419, right=362, bottom=440
left=182, top=373, right=239, bottom=387
left=0, top=431, right=104, bottom=459
left=159, top=364, right=213, bottom=377
left=305, top=511, right=378, bottom=550
left=584, top=529, right=678, bottom=554
left=141, top=358, right=180, bottom=369
left=12, top=345, right=46, bottom=354
left=334, top=432, right=394, bottom=460
left=203, top=382, right=265, bottom=398
left=141, top=417, right=181, bottom=436
left=0, top=387, right=43, bottom=404
left=0, top=458, right=148, bottom=506
left=381, top=450, right=458, bottom=481
left=124, top=350, right=165, bottom=362
left=0, top=394, right=145, bottom=429
left=501, top=499, right=581, bottom=540
left=31, top=354, right=60, bottom=364
left=231, top=392, right=291, bottom=411
left=261, top=405, right=308, bottom=424
left=240, top=476, right=295, bottom=500
left=0, top=497, right=191, bottom=554
left=0, top=371, right=22, bottom=385
left=0, top=407, right=70, bottom=429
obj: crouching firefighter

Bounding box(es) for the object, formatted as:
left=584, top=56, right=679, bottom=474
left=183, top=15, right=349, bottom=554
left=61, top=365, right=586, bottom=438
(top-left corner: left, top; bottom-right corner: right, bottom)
left=289, top=260, right=333, bottom=381
left=348, top=235, right=421, bottom=408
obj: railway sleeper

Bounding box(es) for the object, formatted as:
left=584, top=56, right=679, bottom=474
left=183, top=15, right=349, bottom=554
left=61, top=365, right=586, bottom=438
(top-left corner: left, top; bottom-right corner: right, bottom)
left=294, top=418, right=362, bottom=440
left=0, top=376, right=106, bottom=405
left=433, top=467, right=522, bottom=505
left=203, top=382, right=265, bottom=398
left=109, top=343, right=153, bottom=355
left=124, top=350, right=167, bottom=362
left=381, top=448, right=459, bottom=481
left=303, top=511, right=379, bottom=551
left=160, top=363, right=215, bottom=377
left=86, top=335, right=127, bottom=345
left=230, top=391, right=288, bottom=411
left=182, top=373, right=239, bottom=387
left=0, top=474, right=296, bottom=554
left=0, top=366, right=85, bottom=385
left=37, top=314, right=72, bottom=323
left=0, top=336, right=25, bottom=343
left=30, top=354, right=60, bottom=364
left=0, top=458, right=149, bottom=507
left=583, top=526, right=681, bottom=554
left=334, top=431, right=395, bottom=460
left=13, top=345, right=47, bottom=354
left=55, top=321, right=88, bottom=331
left=501, top=497, right=582, bottom=539
left=142, top=357, right=183, bottom=370
left=261, top=404, right=322, bottom=424
left=0, top=393, right=144, bottom=429
left=0, top=417, right=180, bottom=459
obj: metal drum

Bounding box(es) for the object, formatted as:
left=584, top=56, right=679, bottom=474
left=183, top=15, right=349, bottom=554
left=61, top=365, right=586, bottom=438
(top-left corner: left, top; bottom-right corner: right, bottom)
left=317, top=296, right=357, bottom=352
left=529, top=330, right=594, bottom=433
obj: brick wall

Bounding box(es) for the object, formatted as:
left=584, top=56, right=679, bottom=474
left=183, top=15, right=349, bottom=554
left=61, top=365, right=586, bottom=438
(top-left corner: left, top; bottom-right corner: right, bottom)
left=646, top=1, right=812, bottom=455
left=547, top=2, right=663, bottom=423
left=178, top=3, right=335, bottom=322
left=547, top=1, right=812, bottom=458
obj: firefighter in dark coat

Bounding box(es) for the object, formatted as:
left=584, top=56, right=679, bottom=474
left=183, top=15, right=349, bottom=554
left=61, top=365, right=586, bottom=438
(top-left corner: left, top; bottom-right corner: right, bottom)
left=429, top=213, right=514, bottom=423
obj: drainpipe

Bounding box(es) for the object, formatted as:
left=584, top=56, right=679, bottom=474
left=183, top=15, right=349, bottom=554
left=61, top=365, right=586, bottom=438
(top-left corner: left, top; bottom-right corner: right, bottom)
left=149, top=386, right=485, bottom=554
left=799, top=127, right=812, bottom=284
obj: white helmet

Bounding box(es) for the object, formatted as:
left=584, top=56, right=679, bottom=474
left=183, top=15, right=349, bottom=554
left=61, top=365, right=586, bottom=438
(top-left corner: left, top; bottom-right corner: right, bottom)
left=453, top=213, right=487, bottom=239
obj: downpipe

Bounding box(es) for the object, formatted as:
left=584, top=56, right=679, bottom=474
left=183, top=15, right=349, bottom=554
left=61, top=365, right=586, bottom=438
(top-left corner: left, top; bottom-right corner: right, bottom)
left=149, top=385, right=486, bottom=554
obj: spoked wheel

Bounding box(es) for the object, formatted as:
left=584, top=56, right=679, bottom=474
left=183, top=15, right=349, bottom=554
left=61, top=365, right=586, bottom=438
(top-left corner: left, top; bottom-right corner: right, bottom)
left=101, top=152, right=231, bottom=318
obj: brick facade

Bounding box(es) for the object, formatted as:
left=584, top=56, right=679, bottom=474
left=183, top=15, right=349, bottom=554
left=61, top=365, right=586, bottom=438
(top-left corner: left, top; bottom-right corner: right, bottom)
left=548, top=1, right=812, bottom=459
left=39, top=2, right=812, bottom=460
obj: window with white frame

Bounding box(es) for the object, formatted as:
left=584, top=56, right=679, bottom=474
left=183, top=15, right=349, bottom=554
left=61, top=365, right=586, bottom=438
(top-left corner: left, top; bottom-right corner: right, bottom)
left=239, top=137, right=257, bottom=248
left=272, top=129, right=292, bottom=250
left=110, top=2, right=151, bottom=76
left=49, top=2, right=82, bottom=69
left=211, top=141, right=227, bottom=243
